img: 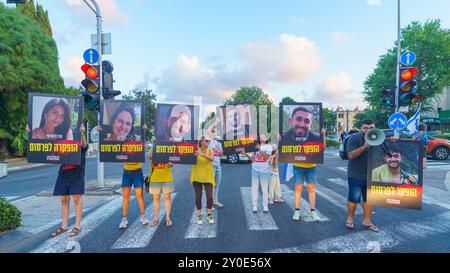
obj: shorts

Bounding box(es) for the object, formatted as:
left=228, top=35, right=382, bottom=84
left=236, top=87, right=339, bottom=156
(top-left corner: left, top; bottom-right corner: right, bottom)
left=149, top=182, right=174, bottom=194
left=122, top=170, right=144, bottom=189
left=53, top=171, right=85, bottom=196
left=293, top=166, right=317, bottom=185
left=347, top=177, right=367, bottom=203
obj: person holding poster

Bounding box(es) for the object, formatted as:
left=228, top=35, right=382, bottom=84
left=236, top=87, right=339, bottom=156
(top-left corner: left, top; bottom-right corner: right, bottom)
left=190, top=136, right=216, bottom=225
left=32, top=98, right=74, bottom=140
left=345, top=119, right=379, bottom=232
left=241, top=134, right=272, bottom=213
left=268, top=144, right=284, bottom=205
left=209, top=127, right=225, bottom=209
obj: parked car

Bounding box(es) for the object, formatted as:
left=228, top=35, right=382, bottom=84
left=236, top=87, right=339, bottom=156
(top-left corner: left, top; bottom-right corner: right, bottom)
left=220, top=152, right=254, bottom=164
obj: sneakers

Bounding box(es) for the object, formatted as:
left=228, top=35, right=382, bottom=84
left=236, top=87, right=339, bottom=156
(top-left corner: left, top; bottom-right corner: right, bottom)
left=310, top=210, right=321, bottom=222
left=119, top=217, right=128, bottom=229
left=263, top=206, right=269, bottom=213
left=207, top=214, right=215, bottom=224
left=140, top=215, right=150, bottom=225
left=197, top=215, right=203, bottom=225
left=274, top=197, right=284, bottom=203
left=292, top=210, right=301, bottom=221
left=213, top=202, right=224, bottom=209
left=252, top=205, right=258, bottom=213
left=268, top=199, right=274, bottom=205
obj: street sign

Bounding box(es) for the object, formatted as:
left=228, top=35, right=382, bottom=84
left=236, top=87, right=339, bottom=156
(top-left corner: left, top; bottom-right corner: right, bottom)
left=83, top=48, right=100, bottom=64
left=6, top=0, right=25, bottom=3
left=388, top=112, right=408, bottom=130
left=400, top=51, right=416, bottom=66
left=90, top=127, right=100, bottom=142
left=91, top=33, right=112, bottom=55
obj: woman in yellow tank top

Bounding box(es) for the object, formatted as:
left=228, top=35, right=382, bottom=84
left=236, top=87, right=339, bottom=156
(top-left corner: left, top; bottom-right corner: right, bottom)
left=148, top=146, right=175, bottom=227
left=191, top=136, right=216, bottom=225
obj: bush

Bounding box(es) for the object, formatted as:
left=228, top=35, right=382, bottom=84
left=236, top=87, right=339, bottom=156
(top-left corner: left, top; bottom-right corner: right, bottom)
left=0, top=197, right=21, bottom=232
left=433, top=134, right=450, bottom=140
left=325, top=137, right=340, bottom=148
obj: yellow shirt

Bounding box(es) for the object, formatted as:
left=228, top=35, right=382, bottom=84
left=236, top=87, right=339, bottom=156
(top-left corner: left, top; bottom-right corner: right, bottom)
left=294, top=163, right=316, bottom=168
left=190, top=149, right=215, bottom=186
left=124, top=162, right=143, bottom=170
left=150, top=163, right=173, bottom=183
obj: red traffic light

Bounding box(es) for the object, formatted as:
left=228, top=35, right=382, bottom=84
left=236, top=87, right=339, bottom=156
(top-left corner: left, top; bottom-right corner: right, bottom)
left=400, top=67, right=418, bottom=81
left=81, top=64, right=99, bottom=79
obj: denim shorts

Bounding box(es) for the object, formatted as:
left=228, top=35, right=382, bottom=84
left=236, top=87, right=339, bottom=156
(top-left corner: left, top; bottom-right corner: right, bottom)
left=293, top=166, right=317, bottom=185
left=122, top=170, right=144, bottom=189
left=53, top=171, right=85, bottom=196
left=347, top=177, right=367, bottom=203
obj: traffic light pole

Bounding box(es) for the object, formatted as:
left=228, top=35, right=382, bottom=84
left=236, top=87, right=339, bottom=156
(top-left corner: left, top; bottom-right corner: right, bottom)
left=395, top=0, right=401, bottom=113
left=83, top=0, right=104, bottom=188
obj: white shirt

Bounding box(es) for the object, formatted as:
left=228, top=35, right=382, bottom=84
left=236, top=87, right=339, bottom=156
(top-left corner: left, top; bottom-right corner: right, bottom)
left=251, top=144, right=272, bottom=173
left=208, top=139, right=223, bottom=168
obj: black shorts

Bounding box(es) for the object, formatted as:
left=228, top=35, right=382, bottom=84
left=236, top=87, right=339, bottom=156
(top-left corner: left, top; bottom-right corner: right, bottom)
left=53, top=170, right=85, bottom=196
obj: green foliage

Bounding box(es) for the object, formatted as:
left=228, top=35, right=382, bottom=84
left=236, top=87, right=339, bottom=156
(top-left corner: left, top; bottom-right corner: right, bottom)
left=323, top=108, right=336, bottom=130
left=325, top=137, right=339, bottom=148
left=363, top=20, right=450, bottom=124
left=0, top=197, right=22, bottom=232
left=281, top=96, right=296, bottom=104
left=433, top=134, right=450, bottom=140
left=123, top=89, right=158, bottom=140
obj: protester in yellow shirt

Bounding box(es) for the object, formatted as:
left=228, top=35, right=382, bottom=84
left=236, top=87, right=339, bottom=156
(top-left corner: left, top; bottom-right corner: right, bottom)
left=191, top=136, right=216, bottom=225
left=292, top=128, right=326, bottom=222
left=148, top=144, right=175, bottom=228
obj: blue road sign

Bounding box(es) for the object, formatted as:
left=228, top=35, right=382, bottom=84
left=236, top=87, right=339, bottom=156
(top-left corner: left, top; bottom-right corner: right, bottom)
left=83, top=48, right=99, bottom=64
left=388, top=112, right=408, bottom=130
left=400, top=51, right=416, bottom=66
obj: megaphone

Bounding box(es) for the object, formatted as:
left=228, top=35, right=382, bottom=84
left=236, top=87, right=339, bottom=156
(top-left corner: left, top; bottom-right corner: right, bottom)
left=365, top=128, right=385, bottom=146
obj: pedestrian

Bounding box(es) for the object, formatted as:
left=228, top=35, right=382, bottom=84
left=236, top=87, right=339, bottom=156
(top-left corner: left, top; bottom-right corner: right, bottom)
left=339, top=127, right=348, bottom=144
left=412, top=123, right=429, bottom=169
left=27, top=123, right=87, bottom=237
left=241, top=134, right=272, bottom=213
left=208, top=127, right=224, bottom=209
left=345, top=119, right=379, bottom=232
left=268, top=143, right=284, bottom=204
left=148, top=138, right=175, bottom=228
left=191, top=136, right=216, bottom=225
left=292, top=128, right=326, bottom=222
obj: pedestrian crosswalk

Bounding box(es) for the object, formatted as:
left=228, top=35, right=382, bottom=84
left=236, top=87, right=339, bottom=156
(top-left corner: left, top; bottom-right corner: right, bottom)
left=27, top=172, right=450, bottom=253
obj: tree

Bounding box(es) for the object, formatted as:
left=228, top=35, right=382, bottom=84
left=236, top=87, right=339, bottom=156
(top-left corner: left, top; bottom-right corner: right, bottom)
left=363, top=20, right=450, bottom=126
left=281, top=96, right=296, bottom=104
left=123, top=89, right=157, bottom=140
left=17, top=0, right=52, bottom=37
left=323, top=108, right=336, bottom=131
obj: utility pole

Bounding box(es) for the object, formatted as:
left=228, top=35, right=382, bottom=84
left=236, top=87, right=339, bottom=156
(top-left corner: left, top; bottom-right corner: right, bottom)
left=395, top=0, right=401, bottom=113
left=83, top=0, right=104, bottom=188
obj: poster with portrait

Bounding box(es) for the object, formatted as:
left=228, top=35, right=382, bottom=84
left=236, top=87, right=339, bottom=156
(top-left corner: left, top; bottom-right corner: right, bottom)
left=217, top=104, right=258, bottom=156
left=152, top=103, right=200, bottom=164
left=367, top=139, right=423, bottom=210
left=99, top=100, right=145, bottom=162
left=27, top=93, right=83, bottom=164
left=278, top=102, right=324, bottom=164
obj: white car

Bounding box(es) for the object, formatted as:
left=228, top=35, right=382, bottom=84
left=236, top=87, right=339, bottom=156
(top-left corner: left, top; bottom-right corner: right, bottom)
left=0, top=162, right=7, bottom=179
left=220, top=152, right=254, bottom=164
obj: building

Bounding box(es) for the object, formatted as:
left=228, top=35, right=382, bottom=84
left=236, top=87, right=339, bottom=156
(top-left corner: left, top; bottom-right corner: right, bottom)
left=334, top=106, right=363, bottom=132
left=421, top=86, right=450, bottom=131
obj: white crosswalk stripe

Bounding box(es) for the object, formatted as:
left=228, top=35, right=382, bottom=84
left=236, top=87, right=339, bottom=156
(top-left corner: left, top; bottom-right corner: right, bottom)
left=280, top=184, right=329, bottom=222
left=240, top=187, right=278, bottom=231
left=112, top=194, right=176, bottom=249
left=315, top=182, right=363, bottom=215
left=184, top=194, right=218, bottom=239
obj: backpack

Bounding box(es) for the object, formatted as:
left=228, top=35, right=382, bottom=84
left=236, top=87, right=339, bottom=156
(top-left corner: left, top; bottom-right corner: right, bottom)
left=339, top=136, right=350, bottom=160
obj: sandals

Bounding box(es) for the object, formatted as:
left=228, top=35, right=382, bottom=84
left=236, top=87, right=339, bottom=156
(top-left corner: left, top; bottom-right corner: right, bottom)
left=165, top=220, right=173, bottom=228
left=149, top=219, right=159, bottom=227
left=51, top=227, right=67, bottom=237
left=69, top=227, right=82, bottom=237
left=345, top=221, right=355, bottom=229
left=363, top=223, right=380, bottom=233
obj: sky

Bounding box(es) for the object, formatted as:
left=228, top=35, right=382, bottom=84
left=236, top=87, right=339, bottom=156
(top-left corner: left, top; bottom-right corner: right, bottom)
left=2, top=0, right=449, bottom=115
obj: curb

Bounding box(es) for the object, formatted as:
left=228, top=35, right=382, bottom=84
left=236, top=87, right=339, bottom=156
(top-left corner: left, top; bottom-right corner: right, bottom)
left=6, top=155, right=97, bottom=173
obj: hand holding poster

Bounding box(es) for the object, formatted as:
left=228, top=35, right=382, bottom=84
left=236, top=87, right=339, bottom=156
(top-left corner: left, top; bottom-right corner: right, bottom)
left=278, top=103, right=324, bottom=164
left=27, top=93, right=83, bottom=164
left=99, top=100, right=145, bottom=162
left=152, top=103, right=199, bottom=164
left=368, top=139, right=423, bottom=210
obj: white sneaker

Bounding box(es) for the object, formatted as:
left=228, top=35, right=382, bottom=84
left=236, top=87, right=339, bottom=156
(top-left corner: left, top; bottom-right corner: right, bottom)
left=263, top=206, right=269, bottom=213
left=268, top=199, right=274, bottom=205
left=119, top=217, right=128, bottom=229
left=252, top=205, right=258, bottom=213
left=292, top=210, right=301, bottom=221
left=207, top=214, right=215, bottom=224
left=310, top=210, right=321, bottom=222
left=197, top=215, right=203, bottom=225
left=140, top=215, right=150, bottom=225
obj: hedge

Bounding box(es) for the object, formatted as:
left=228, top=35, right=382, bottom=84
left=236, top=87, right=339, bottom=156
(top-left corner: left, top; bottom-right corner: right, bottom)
left=0, top=197, right=21, bottom=232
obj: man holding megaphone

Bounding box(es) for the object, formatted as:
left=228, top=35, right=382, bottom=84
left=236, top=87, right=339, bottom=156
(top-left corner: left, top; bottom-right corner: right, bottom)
left=345, top=119, right=379, bottom=233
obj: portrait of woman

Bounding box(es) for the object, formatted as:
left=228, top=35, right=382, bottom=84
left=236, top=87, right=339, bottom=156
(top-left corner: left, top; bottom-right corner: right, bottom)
left=104, top=104, right=136, bottom=141
left=32, top=98, right=73, bottom=140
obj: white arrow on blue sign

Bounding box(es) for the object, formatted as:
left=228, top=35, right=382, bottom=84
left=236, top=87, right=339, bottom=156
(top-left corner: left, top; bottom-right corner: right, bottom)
left=388, top=112, right=408, bottom=131
left=400, top=51, right=416, bottom=66
left=83, top=48, right=100, bottom=64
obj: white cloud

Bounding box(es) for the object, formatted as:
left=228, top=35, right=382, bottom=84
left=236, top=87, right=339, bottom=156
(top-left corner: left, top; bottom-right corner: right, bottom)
left=64, top=0, right=129, bottom=26
left=63, top=56, right=85, bottom=88
left=331, top=32, right=352, bottom=46
left=367, top=0, right=382, bottom=6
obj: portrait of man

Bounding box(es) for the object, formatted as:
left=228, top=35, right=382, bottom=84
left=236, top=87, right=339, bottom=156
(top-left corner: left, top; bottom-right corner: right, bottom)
left=371, top=142, right=418, bottom=185
left=220, top=104, right=256, bottom=141
left=156, top=104, right=197, bottom=142
left=281, top=105, right=321, bottom=142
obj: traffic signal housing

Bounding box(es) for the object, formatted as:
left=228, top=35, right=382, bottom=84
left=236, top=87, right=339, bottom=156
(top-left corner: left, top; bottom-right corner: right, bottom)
left=382, top=88, right=395, bottom=114
left=80, top=64, right=100, bottom=110
left=399, top=67, right=419, bottom=106
left=101, top=60, right=121, bottom=99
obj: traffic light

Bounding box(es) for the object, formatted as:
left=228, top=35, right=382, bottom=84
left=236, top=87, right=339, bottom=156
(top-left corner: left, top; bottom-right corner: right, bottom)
left=101, top=60, right=121, bottom=99
left=382, top=88, right=395, bottom=114
left=399, top=67, right=419, bottom=106
left=80, top=63, right=100, bottom=110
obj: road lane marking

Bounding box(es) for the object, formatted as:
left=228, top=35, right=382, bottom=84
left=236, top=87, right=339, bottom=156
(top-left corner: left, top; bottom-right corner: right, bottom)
left=240, top=187, right=278, bottom=231
left=185, top=193, right=218, bottom=239
left=280, top=184, right=329, bottom=222
left=112, top=194, right=176, bottom=249
left=314, top=183, right=363, bottom=215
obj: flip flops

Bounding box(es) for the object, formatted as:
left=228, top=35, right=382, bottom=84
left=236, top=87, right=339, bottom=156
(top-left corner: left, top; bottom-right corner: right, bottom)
left=69, top=227, right=82, bottom=237
left=51, top=227, right=67, bottom=237
left=345, top=221, right=355, bottom=229
left=363, top=223, right=380, bottom=233
left=149, top=219, right=159, bottom=227
left=165, top=220, right=173, bottom=228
